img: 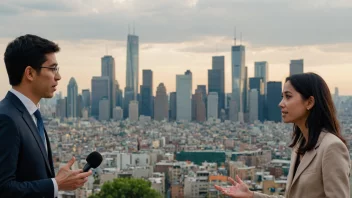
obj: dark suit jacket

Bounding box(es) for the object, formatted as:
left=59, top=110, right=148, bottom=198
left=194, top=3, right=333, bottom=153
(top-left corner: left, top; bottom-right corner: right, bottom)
left=0, top=92, right=55, bottom=197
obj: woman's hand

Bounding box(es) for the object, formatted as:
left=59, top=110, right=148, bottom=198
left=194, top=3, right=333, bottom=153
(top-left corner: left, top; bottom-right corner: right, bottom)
left=214, top=175, right=254, bottom=198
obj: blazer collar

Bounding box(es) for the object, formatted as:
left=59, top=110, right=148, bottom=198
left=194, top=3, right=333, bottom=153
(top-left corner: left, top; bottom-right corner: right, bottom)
left=285, top=131, right=328, bottom=196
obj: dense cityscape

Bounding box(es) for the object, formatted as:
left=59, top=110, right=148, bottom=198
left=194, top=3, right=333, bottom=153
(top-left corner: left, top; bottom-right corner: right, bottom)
left=37, top=32, right=352, bottom=198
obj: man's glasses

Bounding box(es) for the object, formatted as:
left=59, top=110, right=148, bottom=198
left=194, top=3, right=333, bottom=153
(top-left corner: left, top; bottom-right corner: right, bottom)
left=40, top=66, right=59, bottom=74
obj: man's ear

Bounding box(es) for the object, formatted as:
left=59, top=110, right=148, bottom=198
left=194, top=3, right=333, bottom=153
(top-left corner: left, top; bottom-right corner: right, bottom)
left=23, top=66, right=36, bottom=82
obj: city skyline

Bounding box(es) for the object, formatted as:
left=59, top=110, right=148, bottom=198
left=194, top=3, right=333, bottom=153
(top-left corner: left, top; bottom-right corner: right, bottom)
left=1, top=0, right=352, bottom=98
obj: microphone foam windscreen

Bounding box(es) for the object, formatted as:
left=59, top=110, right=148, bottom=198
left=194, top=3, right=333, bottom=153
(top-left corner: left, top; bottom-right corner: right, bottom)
left=86, top=151, right=103, bottom=168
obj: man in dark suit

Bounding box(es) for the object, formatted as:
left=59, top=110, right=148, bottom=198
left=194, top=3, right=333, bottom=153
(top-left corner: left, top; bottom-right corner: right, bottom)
left=0, top=35, right=92, bottom=197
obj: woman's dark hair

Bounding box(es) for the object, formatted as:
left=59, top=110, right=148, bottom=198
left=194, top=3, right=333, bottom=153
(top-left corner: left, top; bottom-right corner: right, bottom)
left=4, top=34, right=60, bottom=86
left=287, top=72, right=346, bottom=154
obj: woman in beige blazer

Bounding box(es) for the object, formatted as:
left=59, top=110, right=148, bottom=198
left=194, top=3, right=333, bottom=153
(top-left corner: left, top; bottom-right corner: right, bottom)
left=215, top=72, right=350, bottom=198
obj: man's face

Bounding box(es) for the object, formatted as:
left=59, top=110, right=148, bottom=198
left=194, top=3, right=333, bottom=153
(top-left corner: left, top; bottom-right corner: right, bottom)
left=32, top=53, right=61, bottom=99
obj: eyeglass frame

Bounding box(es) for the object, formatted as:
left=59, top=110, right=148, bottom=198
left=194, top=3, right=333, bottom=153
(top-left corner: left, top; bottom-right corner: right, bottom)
left=39, top=66, right=60, bottom=74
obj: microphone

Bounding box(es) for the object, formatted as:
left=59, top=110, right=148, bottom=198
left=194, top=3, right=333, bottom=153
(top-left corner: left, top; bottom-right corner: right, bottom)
left=83, top=151, right=103, bottom=172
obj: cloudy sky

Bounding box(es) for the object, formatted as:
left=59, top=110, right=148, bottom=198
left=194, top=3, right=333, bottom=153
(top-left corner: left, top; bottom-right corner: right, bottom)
left=1, top=0, right=352, bottom=98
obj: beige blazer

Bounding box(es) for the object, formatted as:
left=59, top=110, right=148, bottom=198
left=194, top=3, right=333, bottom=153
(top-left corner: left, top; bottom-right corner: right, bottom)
left=254, top=131, right=351, bottom=198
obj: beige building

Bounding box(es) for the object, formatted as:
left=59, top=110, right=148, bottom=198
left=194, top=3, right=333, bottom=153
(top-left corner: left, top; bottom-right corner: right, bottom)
left=229, top=161, right=256, bottom=182
left=154, top=83, right=169, bottom=121
left=149, top=172, right=166, bottom=197
left=128, top=100, right=139, bottom=121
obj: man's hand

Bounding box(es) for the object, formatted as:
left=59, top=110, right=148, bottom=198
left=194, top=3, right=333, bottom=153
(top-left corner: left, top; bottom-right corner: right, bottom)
left=55, top=157, right=92, bottom=191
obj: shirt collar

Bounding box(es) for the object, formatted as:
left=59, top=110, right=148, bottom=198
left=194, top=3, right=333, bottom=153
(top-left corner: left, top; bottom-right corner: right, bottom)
left=9, top=88, right=39, bottom=115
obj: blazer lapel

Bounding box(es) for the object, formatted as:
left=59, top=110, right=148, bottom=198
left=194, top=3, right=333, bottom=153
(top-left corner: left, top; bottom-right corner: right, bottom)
left=289, top=132, right=328, bottom=190
left=285, top=149, right=297, bottom=196
left=7, top=92, right=53, bottom=176
left=290, top=148, right=317, bottom=187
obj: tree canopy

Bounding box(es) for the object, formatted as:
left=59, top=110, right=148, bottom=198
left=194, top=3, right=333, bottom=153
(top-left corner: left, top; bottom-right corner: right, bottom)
left=89, top=177, right=162, bottom=198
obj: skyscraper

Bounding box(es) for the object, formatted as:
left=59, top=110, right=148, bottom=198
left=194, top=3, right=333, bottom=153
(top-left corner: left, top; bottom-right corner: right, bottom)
left=249, top=77, right=265, bottom=122
left=140, top=70, right=153, bottom=117
left=124, top=87, right=134, bottom=118
left=77, top=94, right=83, bottom=117
left=255, top=61, right=268, bottom=94
left=91, top=76, right=110, bottom=118
left=67, top=77, right=78, bottom=118
left=267, top=81, right=282, bottom=122
left=243, top=66, right=249, bottom=114
left=210, top=56, right=225, bottom=115
left=101, top=55, right=116, bottom=118
left=196, top=85, right=207, bottom=103
left=99, top=98, right=110, bottom=121
left=56, top=98, right=66, bottom=119
left=249, top=89, right=259, bottom=123
left=207, top=92, right=218, bottom=120
left=169, top=92, right=177, bottom=121
left=290, top=59, right=304, bottom=76
left=82, top=89, right=91, bottom=108
left=176, top=70, right=192, bottom=121
left=115, top=81, right=123, bottom=108
left=154, top=83, right=168, bottom=121
left=126, top=34, right=139, bottom=100
left=231, top=45, right=245, bottom=121
left=129, top=100, right=139, bottom=121
left=194, top=89, right=206, bottom=122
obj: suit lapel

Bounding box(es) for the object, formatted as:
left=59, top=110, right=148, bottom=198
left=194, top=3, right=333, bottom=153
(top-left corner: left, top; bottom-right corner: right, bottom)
left=44, top=128, right=55, bottom=177
left=287, top=132, right=328, bottom=193
left=290, top=149, right=317, bottom=187
left=7, top=92, right=53, bottom=176
left=285, top=149, right=297, bottom=196
left=22, top=109, right=54, bottom=176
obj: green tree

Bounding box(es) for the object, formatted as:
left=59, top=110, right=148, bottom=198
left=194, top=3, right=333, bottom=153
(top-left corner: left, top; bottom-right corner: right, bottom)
left=89, top=178, right=162, bottom=198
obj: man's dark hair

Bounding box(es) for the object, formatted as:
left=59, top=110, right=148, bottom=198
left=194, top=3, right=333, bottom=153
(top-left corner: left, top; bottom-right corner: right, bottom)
left=4, top=34, right=60, bottom=86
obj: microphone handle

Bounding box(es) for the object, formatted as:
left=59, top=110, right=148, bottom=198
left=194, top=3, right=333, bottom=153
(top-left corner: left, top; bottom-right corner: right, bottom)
left=83, top=163, right=91, bottom=172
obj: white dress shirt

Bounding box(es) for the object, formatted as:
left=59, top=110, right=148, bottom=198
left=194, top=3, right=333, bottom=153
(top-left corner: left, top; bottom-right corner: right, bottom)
left=10, top=89, right=58, bottom=198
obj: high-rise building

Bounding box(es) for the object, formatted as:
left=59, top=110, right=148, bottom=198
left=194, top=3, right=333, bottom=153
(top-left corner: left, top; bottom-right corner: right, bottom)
left=115, top=81, right=123, bottom=108
left=91, top=76, right=110, bottom=118
left=267, top=82, right=282, bottom=122
left=56, top=98, right=66, bottom=119
left=67, top=77, right=78, bottom=118
left=82, top=89, right=90, bottom=108
left=194, top=90, right=206, bottom=122
left=99, top=98, right=110, bottom=121
left=169, top=92, right=177, bottom=121
left=290, top=59, right=304, bottom=76
left=210, top=56, right=225, bottom=115
left=196, top=85, right=207, bottom=103
left=141, top=70, right=153, bottom=117
left=113, top=106, right=124, bottom=121
left=249, top=89, right=259, bottom=123
left=154, top=83, right=168, bottom=121
left=243, top=66, right=249, bottom=113
left=101, top=55, right=116, bottom=118
left=249, top=77, right=265, bottom=122
left=229, top=98, right=237, bottom=122
left=207, top=92, right=218, bottom=120
left=191, top=94, right=197, bottom=121
left=77, top=94, right=83, bottom=117
left=231, top=45, right=245, bottom=121
left=176, top=70, right=192, bottom=121
left=126, top=34, right=139, bottom=100
left=129, top=100, right=139, bottom=121
left=255, top=61, right=268, bottom=94
left=123, top=87, right=134, bottom=118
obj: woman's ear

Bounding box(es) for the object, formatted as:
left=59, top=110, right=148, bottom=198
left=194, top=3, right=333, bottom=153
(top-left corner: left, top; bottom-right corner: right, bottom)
left=306, top=96, right=315, bottom=111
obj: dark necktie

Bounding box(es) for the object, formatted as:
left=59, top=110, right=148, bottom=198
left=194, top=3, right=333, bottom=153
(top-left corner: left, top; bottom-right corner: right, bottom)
left=33, top=109, right=46, bottom=146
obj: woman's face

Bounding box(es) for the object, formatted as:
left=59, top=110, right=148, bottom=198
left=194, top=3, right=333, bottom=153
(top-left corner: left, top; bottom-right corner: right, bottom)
left=279, top=81, right=312, bottom=125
